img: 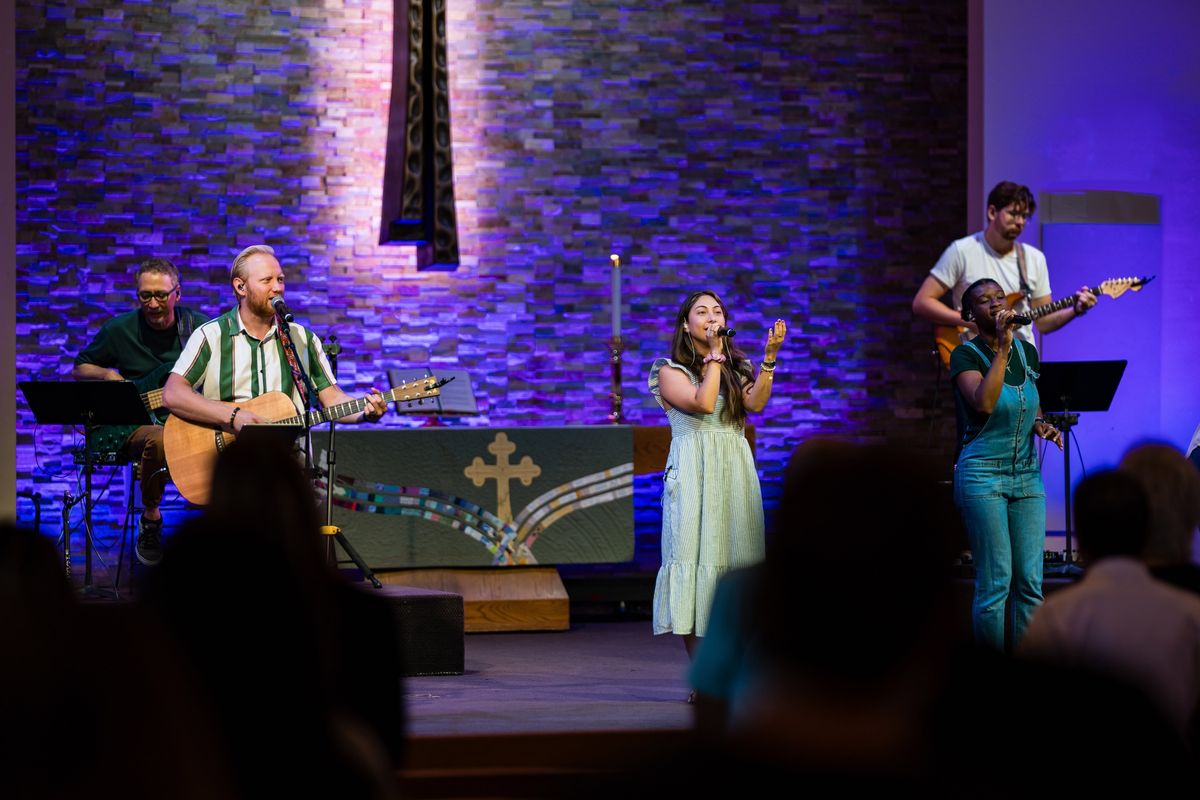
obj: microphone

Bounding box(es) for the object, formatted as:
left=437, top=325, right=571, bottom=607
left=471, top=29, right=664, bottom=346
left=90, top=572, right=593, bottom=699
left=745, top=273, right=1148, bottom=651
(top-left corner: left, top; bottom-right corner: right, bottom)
left=270, top=295, right=294, bottom=323
left=715, top=327, right=736, bottom=337
left=1008, top=314, right=1033, bottom=327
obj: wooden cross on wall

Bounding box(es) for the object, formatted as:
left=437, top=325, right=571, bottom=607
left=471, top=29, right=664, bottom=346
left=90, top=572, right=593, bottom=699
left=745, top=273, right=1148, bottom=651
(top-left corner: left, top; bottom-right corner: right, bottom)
left=380, top=0, right=461, bottom=269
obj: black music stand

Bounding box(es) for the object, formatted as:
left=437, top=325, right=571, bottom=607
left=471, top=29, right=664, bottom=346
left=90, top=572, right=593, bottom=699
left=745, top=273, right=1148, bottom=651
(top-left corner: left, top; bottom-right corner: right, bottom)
left=1036, top=360, right=1127, bottom=571
left=19, top=380, right=152, bottom=592
left=388, top=367, right=477, bottom=419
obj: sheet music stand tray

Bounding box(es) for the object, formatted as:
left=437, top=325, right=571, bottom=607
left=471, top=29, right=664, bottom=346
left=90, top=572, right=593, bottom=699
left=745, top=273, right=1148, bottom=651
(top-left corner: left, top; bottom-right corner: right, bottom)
left=19, top=380, right=153, bottom=590
left=1036, top=360, right=1127, bottom=569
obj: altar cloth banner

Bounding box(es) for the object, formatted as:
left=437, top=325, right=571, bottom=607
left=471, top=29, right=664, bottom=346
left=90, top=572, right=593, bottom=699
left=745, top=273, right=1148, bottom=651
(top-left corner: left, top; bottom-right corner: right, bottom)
left=313, top=426, right=635, bottom=568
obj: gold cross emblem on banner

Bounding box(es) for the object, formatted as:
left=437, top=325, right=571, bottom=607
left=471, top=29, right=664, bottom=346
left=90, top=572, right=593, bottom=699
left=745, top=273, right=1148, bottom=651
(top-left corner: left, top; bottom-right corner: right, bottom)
left=464, top=432, right=541, bottom=524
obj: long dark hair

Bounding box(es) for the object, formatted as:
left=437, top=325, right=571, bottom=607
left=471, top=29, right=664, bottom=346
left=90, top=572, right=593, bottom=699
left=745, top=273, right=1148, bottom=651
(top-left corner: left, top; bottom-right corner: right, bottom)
left=669, top=289, right=753, bottom=426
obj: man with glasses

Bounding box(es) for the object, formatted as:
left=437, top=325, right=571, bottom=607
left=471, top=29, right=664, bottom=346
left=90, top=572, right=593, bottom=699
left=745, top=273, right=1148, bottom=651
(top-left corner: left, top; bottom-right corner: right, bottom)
left=912, top=181, right=1097, bottom=350
left=73, top=257, right=210, bottom=566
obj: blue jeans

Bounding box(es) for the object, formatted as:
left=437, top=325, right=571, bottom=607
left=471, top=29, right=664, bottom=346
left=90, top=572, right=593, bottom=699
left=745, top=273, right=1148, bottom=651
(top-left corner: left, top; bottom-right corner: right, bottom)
left=954, top=457, right=1045, bottom=651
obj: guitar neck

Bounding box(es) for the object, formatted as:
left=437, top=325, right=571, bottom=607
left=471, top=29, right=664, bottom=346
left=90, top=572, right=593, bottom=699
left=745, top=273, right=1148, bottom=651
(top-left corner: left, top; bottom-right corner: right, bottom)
left=1029, top=289, right=1087, bottom=320
left=144, top=388, right=164, bottom=413
left=274, top=383, right=434, bottom=427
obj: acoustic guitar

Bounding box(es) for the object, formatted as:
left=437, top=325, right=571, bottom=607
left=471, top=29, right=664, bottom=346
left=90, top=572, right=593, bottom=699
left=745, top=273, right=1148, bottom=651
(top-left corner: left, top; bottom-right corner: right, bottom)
left=933, top=276, right=1154, bottom=369
left=164, top=377, right=443, bottom=505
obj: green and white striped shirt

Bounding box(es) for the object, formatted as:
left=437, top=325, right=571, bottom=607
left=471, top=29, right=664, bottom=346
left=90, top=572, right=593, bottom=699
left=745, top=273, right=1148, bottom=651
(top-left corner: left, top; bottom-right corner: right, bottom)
left=171, top=306, right=335, bottom=408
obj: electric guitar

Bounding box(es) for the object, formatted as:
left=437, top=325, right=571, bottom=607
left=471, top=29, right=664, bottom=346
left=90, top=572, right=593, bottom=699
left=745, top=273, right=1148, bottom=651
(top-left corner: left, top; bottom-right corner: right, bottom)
left=934, top=276, right=1154, bottom=369
left=163, top=377, right=443, bottom=505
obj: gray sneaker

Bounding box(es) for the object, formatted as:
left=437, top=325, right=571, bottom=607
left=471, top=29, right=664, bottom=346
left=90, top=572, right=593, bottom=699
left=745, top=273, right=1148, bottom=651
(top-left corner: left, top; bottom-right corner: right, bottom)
left=136, top=516, right=163, bottom=566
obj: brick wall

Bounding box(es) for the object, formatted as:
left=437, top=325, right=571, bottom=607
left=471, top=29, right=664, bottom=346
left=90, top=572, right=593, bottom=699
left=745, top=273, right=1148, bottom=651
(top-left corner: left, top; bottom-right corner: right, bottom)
left=16, top=0, right=966, bottom=571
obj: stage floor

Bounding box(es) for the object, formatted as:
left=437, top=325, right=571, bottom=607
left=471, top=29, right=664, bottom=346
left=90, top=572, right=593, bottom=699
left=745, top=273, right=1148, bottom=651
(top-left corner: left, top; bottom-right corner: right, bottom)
left=404, top=620, right=694, bottom=737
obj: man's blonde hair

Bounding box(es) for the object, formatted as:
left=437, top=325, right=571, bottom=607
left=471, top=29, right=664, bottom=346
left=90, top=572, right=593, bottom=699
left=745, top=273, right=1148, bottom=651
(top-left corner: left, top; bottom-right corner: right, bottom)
left=230, top=245, right=276, bottom=283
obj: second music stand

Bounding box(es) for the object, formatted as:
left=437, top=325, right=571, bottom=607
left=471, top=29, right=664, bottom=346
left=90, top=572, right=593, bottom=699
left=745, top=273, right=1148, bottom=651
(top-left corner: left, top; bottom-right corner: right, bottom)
left=1036, top=360, right=1127, bottom=569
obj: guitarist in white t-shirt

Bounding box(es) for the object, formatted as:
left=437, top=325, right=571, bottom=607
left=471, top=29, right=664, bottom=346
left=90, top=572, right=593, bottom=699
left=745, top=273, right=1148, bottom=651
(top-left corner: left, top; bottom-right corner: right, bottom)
left=912, top=181, right=1097, bottom=363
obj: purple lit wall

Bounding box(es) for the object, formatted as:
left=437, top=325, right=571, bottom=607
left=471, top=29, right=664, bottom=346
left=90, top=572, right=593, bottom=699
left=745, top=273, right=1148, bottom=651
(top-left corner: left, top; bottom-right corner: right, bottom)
left=982, top=1, right=1200, bottom=535
left=14, top=1, right=967, bottom=569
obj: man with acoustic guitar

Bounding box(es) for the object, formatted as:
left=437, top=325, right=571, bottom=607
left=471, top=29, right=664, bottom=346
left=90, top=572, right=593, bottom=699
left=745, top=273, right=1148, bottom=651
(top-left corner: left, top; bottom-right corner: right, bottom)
left=912, top=181, right=1097, bottom=359
left=73, top=257, right=210, bottom=566
left=162, top=245, right=387, bottom=504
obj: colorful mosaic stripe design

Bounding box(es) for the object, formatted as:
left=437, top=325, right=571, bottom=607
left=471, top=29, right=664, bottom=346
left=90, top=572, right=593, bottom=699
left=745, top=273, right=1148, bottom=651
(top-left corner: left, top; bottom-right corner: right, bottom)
left=324, top=461, right=634, bottom=565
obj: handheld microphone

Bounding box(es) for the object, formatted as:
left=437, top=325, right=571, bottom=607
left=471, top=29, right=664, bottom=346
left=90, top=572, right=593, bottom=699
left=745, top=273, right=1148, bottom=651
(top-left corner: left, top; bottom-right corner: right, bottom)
left=1009, top=314, right=1033, bottom=327
left=270, top=295, right=294, bottom=323
left=715, top=326, right=736, bottom=337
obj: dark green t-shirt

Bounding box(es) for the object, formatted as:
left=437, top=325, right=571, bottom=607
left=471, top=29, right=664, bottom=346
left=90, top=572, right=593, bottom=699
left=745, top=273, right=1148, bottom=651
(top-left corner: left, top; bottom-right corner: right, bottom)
left=75, top=306, right=210, bottom=385
left=949, top=338, right=1040, bottom=447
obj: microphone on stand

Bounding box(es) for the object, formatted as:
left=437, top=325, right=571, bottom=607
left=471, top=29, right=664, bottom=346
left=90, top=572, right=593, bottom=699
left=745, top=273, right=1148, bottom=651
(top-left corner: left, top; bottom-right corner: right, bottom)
left=270, top=295, right=295, bottom=323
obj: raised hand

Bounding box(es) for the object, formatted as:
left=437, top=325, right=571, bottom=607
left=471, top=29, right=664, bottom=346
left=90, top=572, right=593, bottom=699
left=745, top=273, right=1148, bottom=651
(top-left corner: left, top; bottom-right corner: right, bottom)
left=764, top=319, right=787, bottom=361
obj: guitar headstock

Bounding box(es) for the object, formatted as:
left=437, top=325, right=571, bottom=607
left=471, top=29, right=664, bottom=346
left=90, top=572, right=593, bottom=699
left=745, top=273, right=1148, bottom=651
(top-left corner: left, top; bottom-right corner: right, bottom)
left=1097, top=275, right=1155, bottom=299
left=390, top=376, right=450, bottom=406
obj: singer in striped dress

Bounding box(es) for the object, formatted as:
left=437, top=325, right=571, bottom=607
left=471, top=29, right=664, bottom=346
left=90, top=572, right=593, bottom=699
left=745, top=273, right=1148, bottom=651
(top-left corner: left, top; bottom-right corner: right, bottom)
left=649, top=290, right=786, bottom=659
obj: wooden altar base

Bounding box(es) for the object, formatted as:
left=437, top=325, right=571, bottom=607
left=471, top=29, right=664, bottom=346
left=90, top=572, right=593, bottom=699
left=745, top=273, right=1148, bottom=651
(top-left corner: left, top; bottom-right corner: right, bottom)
left=377, top=566, right=570, bottom=633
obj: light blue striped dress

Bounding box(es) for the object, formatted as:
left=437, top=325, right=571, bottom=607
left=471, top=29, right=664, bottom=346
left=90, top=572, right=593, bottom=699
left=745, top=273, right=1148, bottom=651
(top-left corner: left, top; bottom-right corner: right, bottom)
left=649, top=358, right=765, bottom=637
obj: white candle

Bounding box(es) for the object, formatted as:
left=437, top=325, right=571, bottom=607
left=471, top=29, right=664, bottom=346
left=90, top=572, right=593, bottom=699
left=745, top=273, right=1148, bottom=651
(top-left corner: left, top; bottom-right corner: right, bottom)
left=610, top=253, right=621, bottom=337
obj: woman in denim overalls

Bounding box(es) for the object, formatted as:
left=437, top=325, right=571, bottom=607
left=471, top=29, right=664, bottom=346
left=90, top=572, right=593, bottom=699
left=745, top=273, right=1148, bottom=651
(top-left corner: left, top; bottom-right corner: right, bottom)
left=950, top=279, right=1063, bottom=651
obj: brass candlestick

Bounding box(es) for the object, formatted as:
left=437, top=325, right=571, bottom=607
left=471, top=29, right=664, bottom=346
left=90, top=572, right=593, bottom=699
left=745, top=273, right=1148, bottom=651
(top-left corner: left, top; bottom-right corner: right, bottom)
left=608, top=334, right=626, bottom=424
left=608, top=253, right=625, bottom=424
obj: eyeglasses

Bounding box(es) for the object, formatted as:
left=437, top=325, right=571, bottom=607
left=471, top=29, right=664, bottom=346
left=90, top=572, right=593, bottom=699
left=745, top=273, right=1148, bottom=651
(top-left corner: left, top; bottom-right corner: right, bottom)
left=138, top=286, right=178, bottom=303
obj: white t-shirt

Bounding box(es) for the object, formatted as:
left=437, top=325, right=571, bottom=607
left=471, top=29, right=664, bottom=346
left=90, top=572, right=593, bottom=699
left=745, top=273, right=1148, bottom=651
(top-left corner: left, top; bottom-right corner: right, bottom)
left=930, top=232, right=1051, bottom=346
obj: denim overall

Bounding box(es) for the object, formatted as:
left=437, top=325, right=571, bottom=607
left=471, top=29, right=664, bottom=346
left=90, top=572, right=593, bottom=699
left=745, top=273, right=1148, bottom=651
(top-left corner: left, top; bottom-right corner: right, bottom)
left=953, top=340, right=1046, bottom=651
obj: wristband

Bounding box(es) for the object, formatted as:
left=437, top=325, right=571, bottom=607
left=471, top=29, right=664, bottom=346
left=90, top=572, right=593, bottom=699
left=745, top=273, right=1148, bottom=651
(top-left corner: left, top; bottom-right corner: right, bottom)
left=230, top=406, right=241, bottom=430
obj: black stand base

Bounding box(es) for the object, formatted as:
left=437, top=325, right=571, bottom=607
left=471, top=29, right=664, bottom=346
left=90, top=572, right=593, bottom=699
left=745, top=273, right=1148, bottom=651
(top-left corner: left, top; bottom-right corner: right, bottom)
left=323, top=525, right=384, bottom=589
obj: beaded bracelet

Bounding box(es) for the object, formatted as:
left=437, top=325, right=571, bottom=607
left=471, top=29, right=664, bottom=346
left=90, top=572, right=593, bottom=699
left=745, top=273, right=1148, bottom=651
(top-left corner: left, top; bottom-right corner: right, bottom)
left=761, top=360, right=777, bottom=372
left=230, top=406, right=242, bottom=430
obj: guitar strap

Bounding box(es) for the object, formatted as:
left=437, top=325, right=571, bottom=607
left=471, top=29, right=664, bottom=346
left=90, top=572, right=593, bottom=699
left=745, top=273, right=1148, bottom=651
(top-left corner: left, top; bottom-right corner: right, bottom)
left=176, top=308, right=195, bottom=351
left=276, top=323, right=310, bottom=408
left=1015, top=243, right=1033, bottom=302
